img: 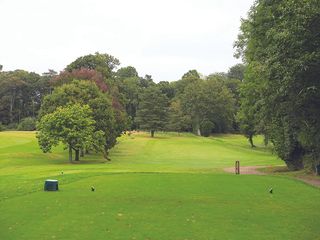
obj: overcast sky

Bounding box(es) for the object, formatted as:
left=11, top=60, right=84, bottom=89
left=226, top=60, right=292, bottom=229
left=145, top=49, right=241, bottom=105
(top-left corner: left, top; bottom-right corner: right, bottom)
left=0, top=0, right=254, bottom=82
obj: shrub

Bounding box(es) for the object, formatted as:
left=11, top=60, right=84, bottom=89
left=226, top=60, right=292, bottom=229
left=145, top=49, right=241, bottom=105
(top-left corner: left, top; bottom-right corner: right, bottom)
left=18, top=117, right=36, bottom=131
left=7, top=122, right=18, bottom=130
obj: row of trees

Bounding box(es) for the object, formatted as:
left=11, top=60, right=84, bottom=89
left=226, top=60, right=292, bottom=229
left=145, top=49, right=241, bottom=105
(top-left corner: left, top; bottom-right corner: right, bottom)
left=135, top=70, right=240, bottom=137
left=120, top=68, right=243, bottom=137
left=0, top=53, right=244, bottom=162
left=0, top=69, right=51, bottom=127
left=235, top=0, right=320, bottom=170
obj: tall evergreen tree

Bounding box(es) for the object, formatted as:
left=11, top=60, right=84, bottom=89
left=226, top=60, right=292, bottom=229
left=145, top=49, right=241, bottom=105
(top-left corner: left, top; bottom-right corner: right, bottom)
left=135, top=87, right=169, bottom=137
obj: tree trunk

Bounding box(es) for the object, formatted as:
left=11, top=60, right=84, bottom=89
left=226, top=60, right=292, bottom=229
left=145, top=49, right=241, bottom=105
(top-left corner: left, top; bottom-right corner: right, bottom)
left=68, top=145, right=73, bottom=162
left=151, top=130, right=155, bottom=137
left=263, top=135, right=269, bottom=146
left=197, top=128, right=201, bottom=136
left=80, top=148, right=84, bottom=157
left=103, top=151, right=111, bottom=160
left=285, top=158, right=304, bottom=171
left=103, top=146, right=111, bottom=161
left=32, top=99, right=35, bottom=118
left=9, top=90, right=16, bottom=124
left=249, top=134, right=256, bottom=148
left=75, top=149, right=80, bottom=161
left=285, top=145, right=304, bottom=171
left=193, top=115, right=201, bottom=136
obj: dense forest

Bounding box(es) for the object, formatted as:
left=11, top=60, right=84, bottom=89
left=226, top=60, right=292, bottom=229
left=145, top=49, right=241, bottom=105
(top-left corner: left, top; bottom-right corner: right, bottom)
left=0, top=0, right=319, bottom=172
left=0, top=57, right=243, bottom=132
left=0, top=56, right=242, bottom=135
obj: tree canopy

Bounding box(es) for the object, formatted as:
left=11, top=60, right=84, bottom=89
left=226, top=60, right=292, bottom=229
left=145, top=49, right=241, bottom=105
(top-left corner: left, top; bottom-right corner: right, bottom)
left=235, top=0, right=320, bottom=170
left=0, top=70, right=48, bottom=125
left=135, top=87, right=169, bottom=137
left=37, top=104, right=103, bottom=162
left=180, top=77, right=235, bottom=135
left=39, top=80, right=117, bottom=159
left=66, top=52, right=120, bottom=80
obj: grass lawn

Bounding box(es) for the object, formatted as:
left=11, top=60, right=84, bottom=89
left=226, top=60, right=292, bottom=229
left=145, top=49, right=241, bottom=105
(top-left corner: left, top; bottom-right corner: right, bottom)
left=1, top=131, right=319, bottom=239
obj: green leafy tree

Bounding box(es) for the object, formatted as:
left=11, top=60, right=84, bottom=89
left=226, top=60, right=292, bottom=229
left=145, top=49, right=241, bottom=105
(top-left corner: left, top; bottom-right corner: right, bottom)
left=0, top=70, right=47, bottom=124
left=157, top=81, right=175, bottom=99
left=37, top=104, right=102, bottom=162
left=135, top=87, right=169, bottom=137
left=172, top=70, right=201, bottom=95
left=180, top=78, right=235, bottom=136
left=66, top=52, right=120, bottom=80
left=139, top=74, right=155, bottom=89
left=227, top=63, right=246, bottom=81
left=117, top=76, right=141, bottom=129
left=39, top=80, right=117, bottom=159
left=180, top=81, right=204, bottom=135
left=116, top=66, right=138, bottom=79
left=115, top=69, right=156, bottom=130
left=236, top=65, right=264, bottom=147
left=237, top=101, right=256, bottom=148
left=167, top=99, right=192, bottom=132
left=64, top=53, right=128, bottom=139
left=207, top=73, right=242, bottom=132
left=0, top=123, right=5, bottom=131
left=235, top=0, right=320, bottom=170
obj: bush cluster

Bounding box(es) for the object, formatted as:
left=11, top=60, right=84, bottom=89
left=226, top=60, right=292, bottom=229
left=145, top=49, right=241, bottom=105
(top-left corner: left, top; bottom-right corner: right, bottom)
left=18, top=117, right=36, bottom=131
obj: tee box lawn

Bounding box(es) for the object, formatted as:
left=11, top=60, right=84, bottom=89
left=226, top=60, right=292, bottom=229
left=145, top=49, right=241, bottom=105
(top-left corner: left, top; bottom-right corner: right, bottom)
left=0, top=131, right=319, bottom=240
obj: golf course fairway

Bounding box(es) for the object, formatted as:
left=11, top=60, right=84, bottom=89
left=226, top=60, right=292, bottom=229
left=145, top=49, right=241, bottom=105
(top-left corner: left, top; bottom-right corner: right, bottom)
left=1, top=131, right=319, bottom=239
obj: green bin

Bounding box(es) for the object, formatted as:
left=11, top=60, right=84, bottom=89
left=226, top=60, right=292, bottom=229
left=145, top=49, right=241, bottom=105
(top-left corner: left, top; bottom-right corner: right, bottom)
left=44, top=179, right=58, bottom=191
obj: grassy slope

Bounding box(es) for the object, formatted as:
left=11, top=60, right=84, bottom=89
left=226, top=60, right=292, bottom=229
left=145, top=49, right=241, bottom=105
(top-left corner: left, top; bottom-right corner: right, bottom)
left=110, top=132, right=280, bottom=171
left=1, top=131, right=319, bottom=239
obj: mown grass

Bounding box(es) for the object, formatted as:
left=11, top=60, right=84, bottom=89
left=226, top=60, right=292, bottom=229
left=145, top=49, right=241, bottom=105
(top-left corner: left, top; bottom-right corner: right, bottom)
left=1, top=131, right=319, bottom=239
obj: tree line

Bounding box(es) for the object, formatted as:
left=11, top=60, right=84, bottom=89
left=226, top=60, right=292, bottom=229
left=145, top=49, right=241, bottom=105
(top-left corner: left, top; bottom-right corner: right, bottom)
left=0, top=53, right=243, bottom=162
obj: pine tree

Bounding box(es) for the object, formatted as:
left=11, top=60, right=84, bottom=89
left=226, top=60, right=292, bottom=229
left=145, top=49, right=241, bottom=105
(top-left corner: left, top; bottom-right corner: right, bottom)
left=135, top=87, right=169, bottom=137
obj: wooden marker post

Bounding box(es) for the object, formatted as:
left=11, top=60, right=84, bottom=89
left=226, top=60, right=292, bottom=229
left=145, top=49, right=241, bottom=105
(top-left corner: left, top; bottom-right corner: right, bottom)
left=235, top=161, right=240, bottom=175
